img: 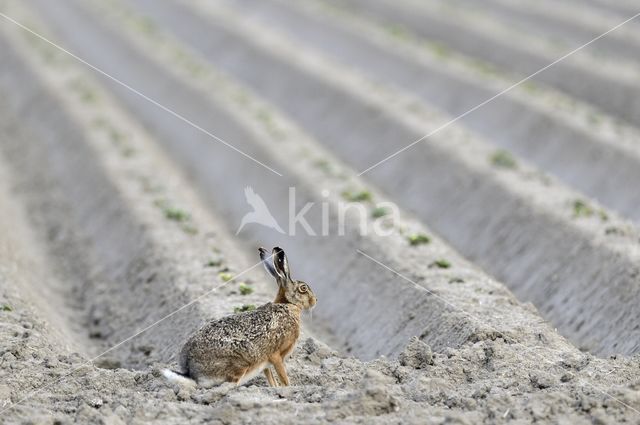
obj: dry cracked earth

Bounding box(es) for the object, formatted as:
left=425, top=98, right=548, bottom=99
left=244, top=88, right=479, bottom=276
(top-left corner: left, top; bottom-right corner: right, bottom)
left=2, top=0, right=640, bottom=423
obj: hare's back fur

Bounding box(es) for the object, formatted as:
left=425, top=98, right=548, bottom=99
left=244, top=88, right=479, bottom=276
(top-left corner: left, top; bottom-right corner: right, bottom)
left=180, top=302, right=300, bottom=383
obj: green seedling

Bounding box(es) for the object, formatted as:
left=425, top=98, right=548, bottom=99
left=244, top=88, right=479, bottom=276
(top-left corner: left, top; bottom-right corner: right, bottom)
left=134, top=17, right=157, bottom=35
left=206, top=259, right=223, bottom=268
left=26, top=34, right=60, bottom=64
left=1, top=304, right=12, bottom=312
left=256, top=110, right=273, bottom=125
left=79, top=89, right=97, bottom=104
left=219, top=272, right=233, bottom=282
left=469, top=60, right=498, bottom=77
left=426, top=41, right=450, bottom=59
left=172, top=48, right=189, bottom=64
left=341, top=190, right=372, bottom=202
left=239, top=282, right=253, bottom=296
left=313, top=159, right=332, bottom=174
left=164, top=207, right=190, bottom=222
left=91, top=117, right=109, bottom=129
left=234, top=91, right=250, bottom=106
left=184, top=60, right=207, bottom=78
left=490, top=150, right=517, bottom=169
left=181, top=224, right=198, bottom=235
left=68, top=79, right=97, bottom=104
left=407, top=233, right=431, bottom=246
left=110, top=131, right=126, bottom=145
left=521, top=81, right=539, bottom=94
left=386, top=24, right=409, bottom=40
left=121, top=147, right=136, bottom=158
left=256, top=109, right=284, bottom=138
left=599, top=210, right=609, bottom=221
left=605, top=226, right=624, bottom=236
left=371, top=206, right=389, bottom=219
left=587, top=113, right=603, bottom=126
left=573, top=200, right=594, bottom=218
left=234, top=304, right=256, bottom=313
left=432, top=259, right=451, bottom=269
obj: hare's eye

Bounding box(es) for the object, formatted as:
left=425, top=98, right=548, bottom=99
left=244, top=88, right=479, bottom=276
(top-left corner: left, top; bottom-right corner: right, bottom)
left=298, top=284, right=308, bottom=293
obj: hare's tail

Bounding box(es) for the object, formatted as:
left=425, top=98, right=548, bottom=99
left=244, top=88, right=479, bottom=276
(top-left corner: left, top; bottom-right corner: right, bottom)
left=162, top=369, right=195, bottom=386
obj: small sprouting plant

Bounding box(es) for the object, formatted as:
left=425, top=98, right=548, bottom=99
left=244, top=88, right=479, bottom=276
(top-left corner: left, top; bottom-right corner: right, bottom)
left=234, top=91, right=250, bottom=106
left=313, top=159, right=332, bottom=174
left=256, top=109, right=284, bottom=139
left=91, top=117, right=109, bottom=129
left=206, top=258, right=223, bottom=268
left=605, top=226, right=624, bottom=236
left=432, top=259, right=451, bottom=269
left=587, top=113, right=603, bottom=127
left=234, top=304, right=256, bottom=313
left=490, top=150, right=517, bottom=169
left=181, top=224, right=198, bottom=235
left=598, top=210, right=609, bottom=221
left=407, top=233, right=431, bottom=246
left=239, top=282, right=253, bottom=296
left=256, top=110, right=273, bottom=125
left=341, top=190, right=372, bottom=202
left=573, top=200, right=594, bottom=218
left=426, top=41, right=450, bottom=59
left=184, top=60, right=207, bottom=78
left=385, top=24, right=409, bottom=40
left=68, top=78, right=97, bottom=104
left=371, top=206, right=389, bottom=219
left=521, top=81, right=539, bottom=94
left=469, top=59, right=498, bottom=77
left=108, top=128, right=126, bottom=144
left=29, top=35, right=62, bottom=65
left=219, top=272, right=234, bottom=282
left=164, top=207, right=190, bottom=222
left=1, top=304, right=12, bottom=312
left=81, top=90, right=97, bottom=103
left=133, top=17, right=157, bottom=35
left=121, top=147, right=136, bottom=158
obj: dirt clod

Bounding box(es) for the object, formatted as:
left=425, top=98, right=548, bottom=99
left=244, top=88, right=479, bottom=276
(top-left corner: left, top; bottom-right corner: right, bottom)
left=399, top=337, right=434, bottom=369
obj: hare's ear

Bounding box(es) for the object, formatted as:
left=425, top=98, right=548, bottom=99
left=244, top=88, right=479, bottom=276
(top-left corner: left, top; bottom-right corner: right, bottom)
left=259, top=247, right=280, bottom=279
left=273, top=247, right=291, bottom=281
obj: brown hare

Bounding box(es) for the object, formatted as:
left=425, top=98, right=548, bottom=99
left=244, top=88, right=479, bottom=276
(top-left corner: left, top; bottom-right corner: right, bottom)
left=163, top=247, right=316, bottom=387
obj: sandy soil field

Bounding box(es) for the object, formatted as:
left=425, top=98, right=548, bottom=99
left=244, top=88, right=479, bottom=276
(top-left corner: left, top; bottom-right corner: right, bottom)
left=1, top=0, right=640, bottom=423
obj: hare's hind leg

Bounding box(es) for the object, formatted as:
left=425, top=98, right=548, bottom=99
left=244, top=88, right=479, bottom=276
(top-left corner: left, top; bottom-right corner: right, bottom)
left=232, top=362, right=270, bottom=386
left=269, top=354, right=289, bottom=386
left=264, top=367, right=278, bottom=387
left=233, top=368, right=248, bottom=385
